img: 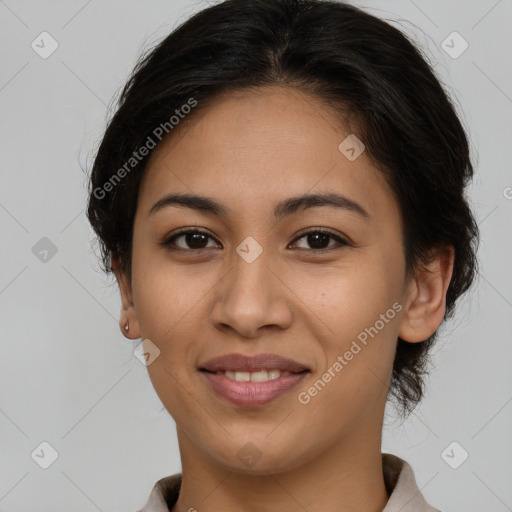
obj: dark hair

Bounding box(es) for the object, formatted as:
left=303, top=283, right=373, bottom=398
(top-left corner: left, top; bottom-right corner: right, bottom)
left=87, top=0, right=479, bottom=416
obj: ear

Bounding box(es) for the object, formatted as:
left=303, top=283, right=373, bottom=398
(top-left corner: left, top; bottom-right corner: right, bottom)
left=111, top=254, right=141, bottom=340
left=398, top=244, right=455, bottom=343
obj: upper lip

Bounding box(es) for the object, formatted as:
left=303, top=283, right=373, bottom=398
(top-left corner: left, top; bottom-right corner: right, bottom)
left=200, top=353, right=310, bottom=373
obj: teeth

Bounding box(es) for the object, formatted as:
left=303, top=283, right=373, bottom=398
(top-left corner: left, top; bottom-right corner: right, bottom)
left=217, top=369, right=291, bottom=381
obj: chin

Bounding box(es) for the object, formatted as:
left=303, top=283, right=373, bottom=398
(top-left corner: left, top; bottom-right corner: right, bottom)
left=208, top=438, right=309, bottom=476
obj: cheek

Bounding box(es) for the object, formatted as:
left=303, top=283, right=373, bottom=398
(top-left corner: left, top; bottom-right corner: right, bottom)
left=292, top=257, right=398, bottom=339
left=131, top=261, right=210, bottom=416
left=294, top=256, right=401, bottom=396
left=296, top=296, right=399, bottom=436
left=131, top=251, right=213, bottom=340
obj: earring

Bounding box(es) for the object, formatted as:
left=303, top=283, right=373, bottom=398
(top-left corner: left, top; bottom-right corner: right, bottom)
left=124, top=321, right=129, bottom=331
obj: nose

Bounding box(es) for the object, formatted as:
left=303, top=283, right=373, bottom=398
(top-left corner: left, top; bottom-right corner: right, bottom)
left=209, top=247, right=293, bottom=338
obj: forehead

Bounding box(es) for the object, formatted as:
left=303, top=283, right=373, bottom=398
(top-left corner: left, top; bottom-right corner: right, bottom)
left=138, top=86, right=399, bottom=226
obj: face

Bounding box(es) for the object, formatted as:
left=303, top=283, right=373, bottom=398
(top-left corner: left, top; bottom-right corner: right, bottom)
left=121, top=86, right=418, bottom=474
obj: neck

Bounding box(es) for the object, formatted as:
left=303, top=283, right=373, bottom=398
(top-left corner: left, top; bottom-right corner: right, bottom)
left=171, top=423, right=389, bottom=512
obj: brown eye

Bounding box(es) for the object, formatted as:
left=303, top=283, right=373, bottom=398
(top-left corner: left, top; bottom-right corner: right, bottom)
left=161, top=229, right=220, bottom=251
left=161, top=227, right=349, bottom=253
left=290, top=229, right=349, bottom=252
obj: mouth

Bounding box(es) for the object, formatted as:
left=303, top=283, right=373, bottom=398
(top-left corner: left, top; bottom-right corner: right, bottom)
left=198, top=353, right=310, bottom=407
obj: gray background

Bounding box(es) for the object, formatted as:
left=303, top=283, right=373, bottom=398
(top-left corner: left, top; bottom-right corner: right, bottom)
left=1, top=0, right=511, bottom=510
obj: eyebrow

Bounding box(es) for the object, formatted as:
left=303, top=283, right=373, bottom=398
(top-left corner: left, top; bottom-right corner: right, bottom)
left=149, top=191, right=370, bottom=220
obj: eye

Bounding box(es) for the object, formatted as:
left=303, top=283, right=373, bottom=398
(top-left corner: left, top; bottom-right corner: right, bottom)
left=289, top=228, right=349, bottom=252
left=160, top=227, right=349, bottom=253
left=160, top=228, right=220, bottom=251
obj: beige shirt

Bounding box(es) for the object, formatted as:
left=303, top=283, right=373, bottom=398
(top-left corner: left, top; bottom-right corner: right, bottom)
left=138, top=453, right=441, bottom=512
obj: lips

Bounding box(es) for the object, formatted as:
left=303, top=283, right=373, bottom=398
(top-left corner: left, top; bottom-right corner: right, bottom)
left=199, top=353, right=310, bottom=373
left=199, top=353, right=310, bottom=407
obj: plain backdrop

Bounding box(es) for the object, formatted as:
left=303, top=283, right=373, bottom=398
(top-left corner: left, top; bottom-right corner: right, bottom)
left=1, top=0, right=511, bottom=510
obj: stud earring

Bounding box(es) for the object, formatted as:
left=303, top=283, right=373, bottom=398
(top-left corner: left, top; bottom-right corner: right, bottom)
left=124, top=321, right=129, bottom=331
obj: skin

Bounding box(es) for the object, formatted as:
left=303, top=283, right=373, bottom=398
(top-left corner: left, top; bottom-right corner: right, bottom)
left=113, top=86, right=454, bottom=512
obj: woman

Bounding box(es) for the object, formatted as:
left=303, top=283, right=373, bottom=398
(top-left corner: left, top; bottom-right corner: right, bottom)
left=87, top=0, right=479, bottom=510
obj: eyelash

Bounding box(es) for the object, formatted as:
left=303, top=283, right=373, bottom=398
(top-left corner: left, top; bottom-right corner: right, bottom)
left=160, top=227, right=349, bottom=253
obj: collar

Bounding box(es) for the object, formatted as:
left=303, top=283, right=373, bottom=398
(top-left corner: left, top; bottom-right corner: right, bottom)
left=138, top=453, right=440, bottom=512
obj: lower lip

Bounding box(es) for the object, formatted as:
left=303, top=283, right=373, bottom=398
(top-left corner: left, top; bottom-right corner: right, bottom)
left=200, top=370, right=309, bottom=407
